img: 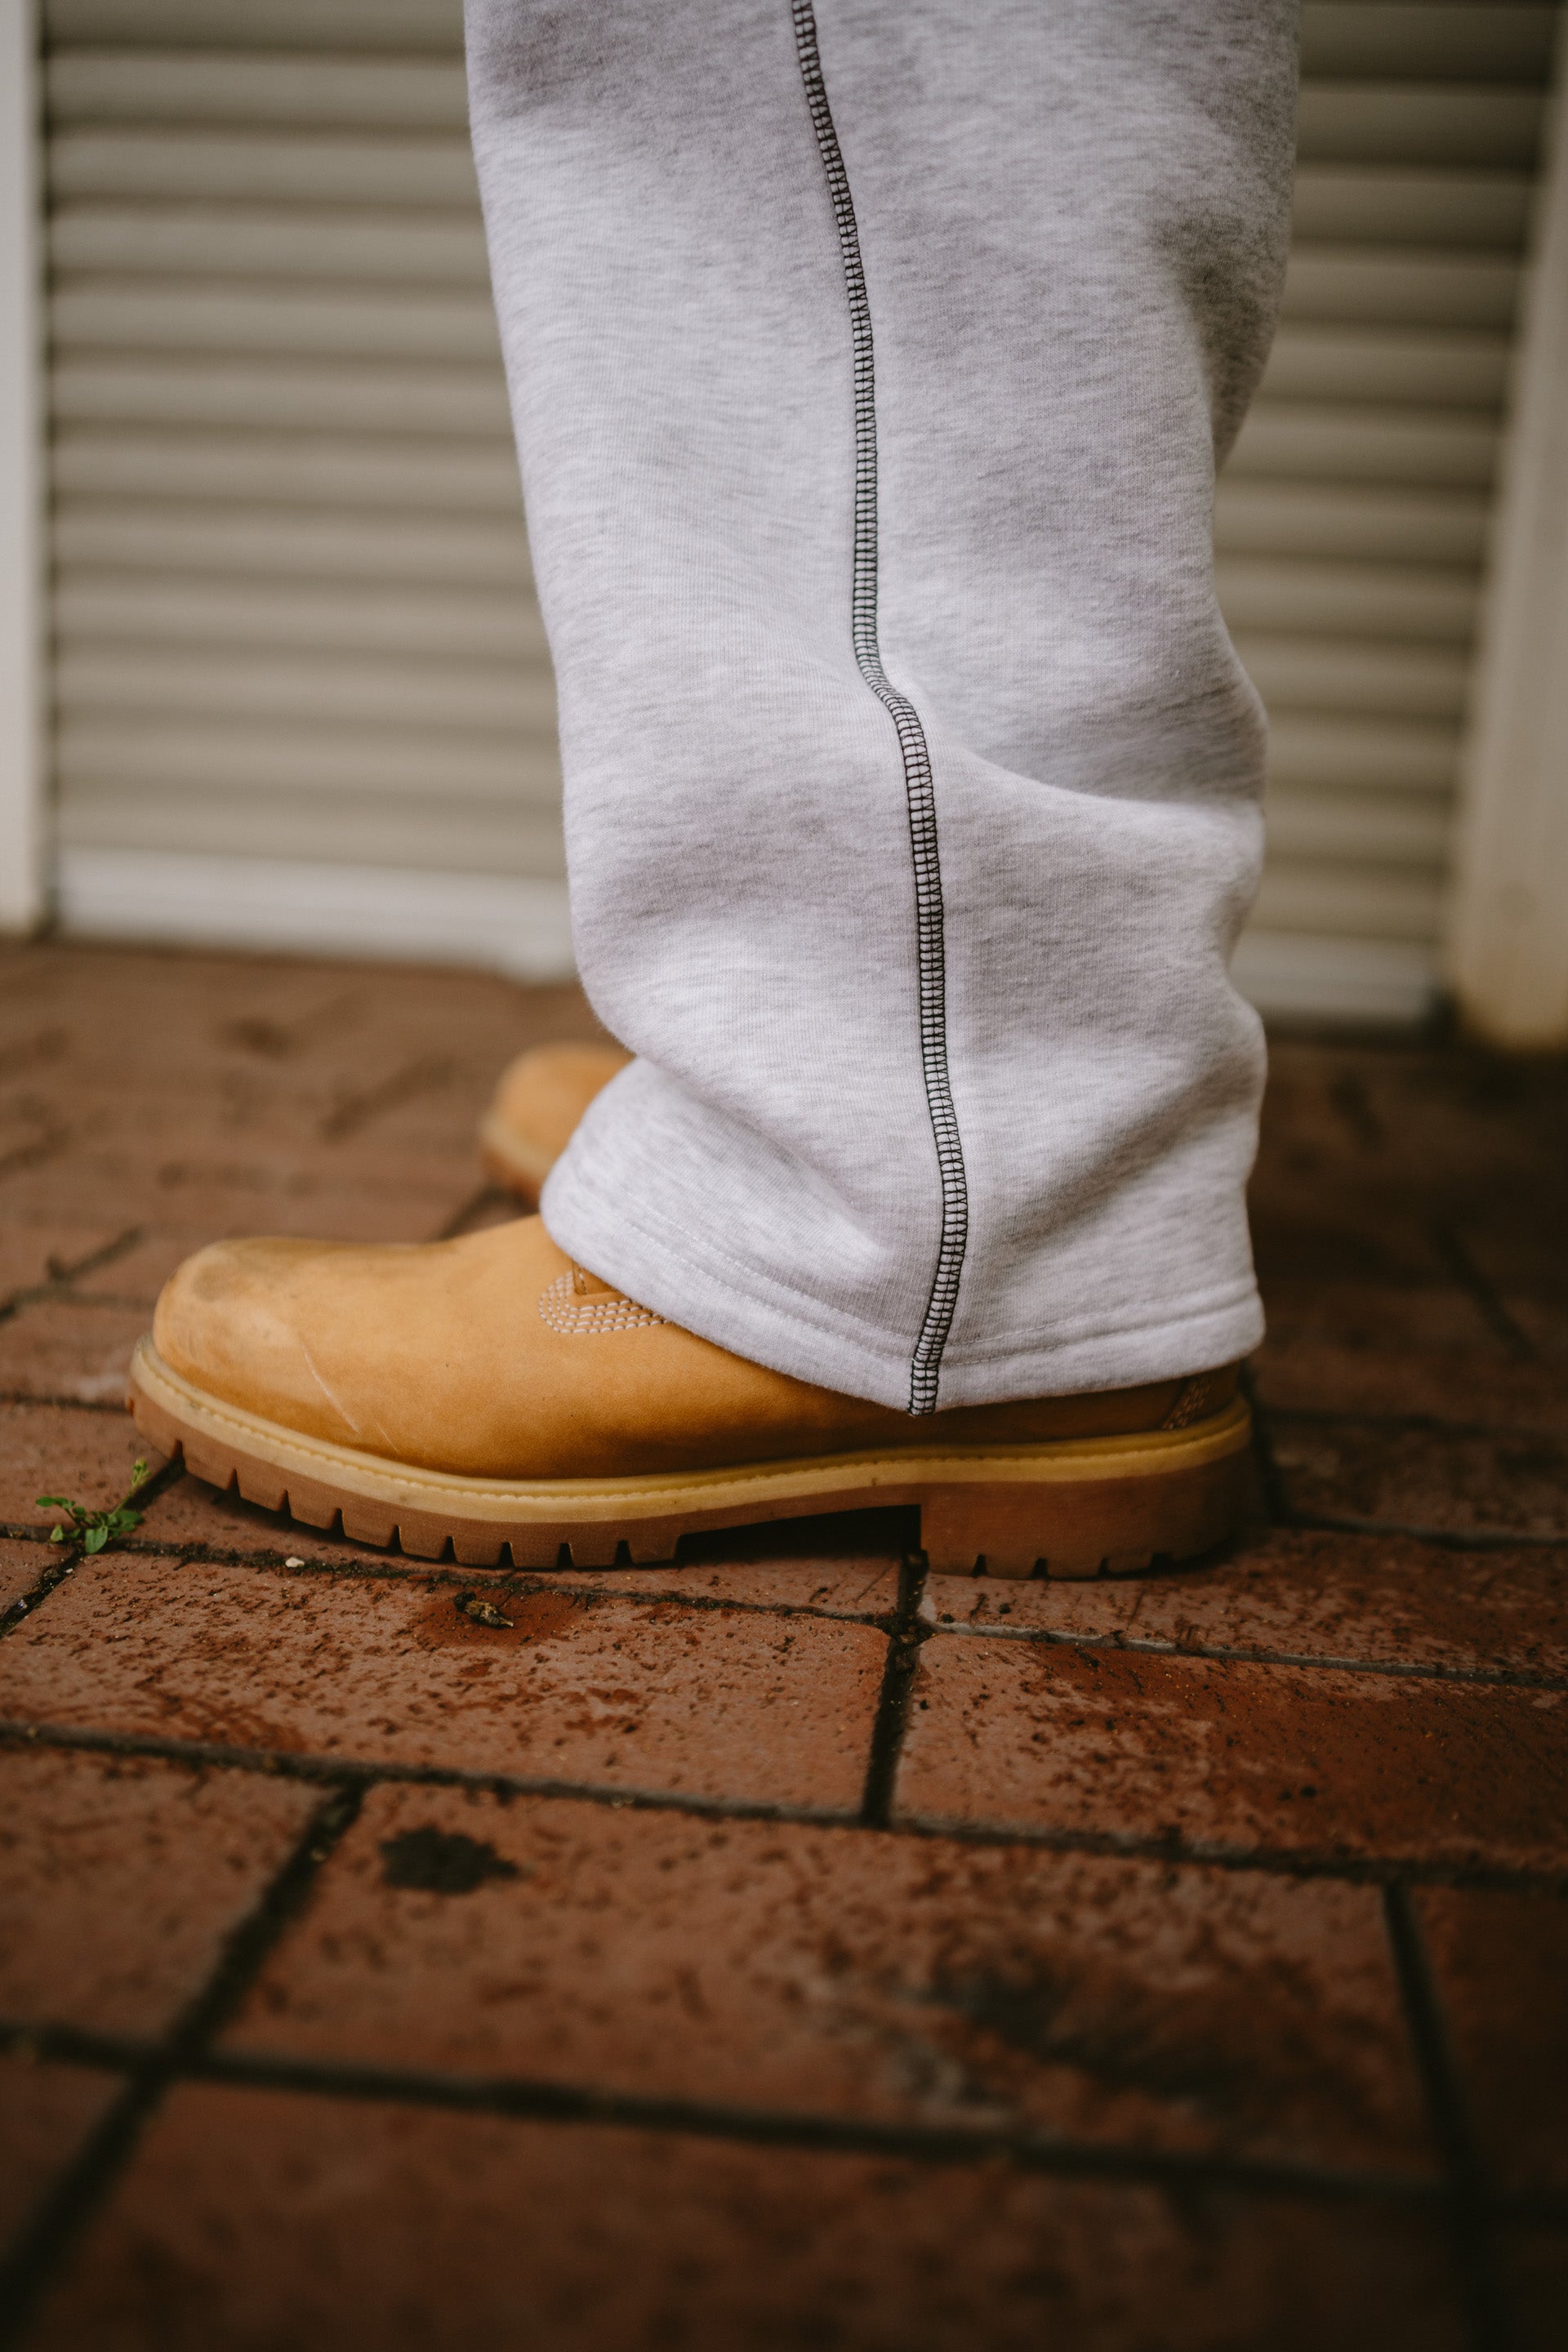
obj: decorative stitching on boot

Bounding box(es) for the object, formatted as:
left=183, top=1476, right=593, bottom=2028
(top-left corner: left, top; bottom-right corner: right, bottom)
left=537, top=1270, right=667, bottom=1336
left=1160, top=1371, right=1223, bottom=1429
left=791, top=0, right=969, bottom=1417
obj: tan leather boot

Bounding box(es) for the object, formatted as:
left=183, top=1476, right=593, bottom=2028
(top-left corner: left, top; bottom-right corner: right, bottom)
left=479, top=1043, right=630, bottom=1200
left=128, top=1215, right=1250, bottom=1578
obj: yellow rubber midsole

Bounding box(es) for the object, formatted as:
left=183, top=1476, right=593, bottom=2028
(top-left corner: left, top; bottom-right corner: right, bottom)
left=130, top=1337, right=1252, bottom=1530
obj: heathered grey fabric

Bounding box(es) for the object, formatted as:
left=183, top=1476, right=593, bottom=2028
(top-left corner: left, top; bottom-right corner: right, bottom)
left=466, top=0, right=1299, bottom=1413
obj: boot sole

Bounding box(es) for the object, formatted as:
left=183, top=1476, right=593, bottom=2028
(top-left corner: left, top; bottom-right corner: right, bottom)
left=127, top=1336, right=1253, bottom=1581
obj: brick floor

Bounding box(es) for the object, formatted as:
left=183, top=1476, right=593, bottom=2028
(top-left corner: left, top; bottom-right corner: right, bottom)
left=21, top=2085, right=1471, bottom=2352
left=0, top=940, right=1564, bottom=2351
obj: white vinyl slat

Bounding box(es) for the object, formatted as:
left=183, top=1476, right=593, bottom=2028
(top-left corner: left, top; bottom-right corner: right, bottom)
left=1252, top=862, right=1448, bottom=942
left=48, top=204, right=493, bottom=281
left=1281, top=246, right=1521, bottom=326
left=46, top=54, right=471, bottom=130
left=52, top=427, right=522, bottom=511
left=1289, top=167, right=1532, bottom=246
left=56, top=790, right=568, bottom=878
left=57, top=644, right=558, bottom=733
left=51, top=131, right=479, bottom=206
left=38, top=2, right=1560, bottom=1014
left=1214, top=557, right=1478, bottom=642
left=1215, top=480, right=1490, bottom=563
left=1266, top=714, right=1460, bottom=798
left=1264, top=791, right=1452, bottom=868
left=51, top=356, right=514, bottom=435
left=1233, top=635, right=1471, bottom=721
left=1258, top=325, right=1510, bottom=407
left=51, top=501, right=534, bottom=586
left=56, top=717, right=561, bottom=811
left=51, top=283, right=503, bottom=359
left=47, top=1, right=464, bottom=45
left=1228, top=403, right=1499, bottom=487
left=54, top=572, right=546, bottom=659
left=1294, top=86, right=1545, bottom=166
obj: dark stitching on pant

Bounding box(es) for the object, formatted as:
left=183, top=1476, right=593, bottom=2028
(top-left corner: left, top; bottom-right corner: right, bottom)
left=790, top=0, right=969, bottom=1415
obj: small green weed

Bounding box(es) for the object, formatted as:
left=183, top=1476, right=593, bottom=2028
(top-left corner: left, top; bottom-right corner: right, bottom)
left=37, top=1459, right=151, bottom=1553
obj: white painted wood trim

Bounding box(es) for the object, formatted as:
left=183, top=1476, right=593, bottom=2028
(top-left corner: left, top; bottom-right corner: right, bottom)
left=56, top=849, right=577, bottom=980
left=1448, top=21, right=1568, bottom=1049
left=0, top=0, right=45, bottom=933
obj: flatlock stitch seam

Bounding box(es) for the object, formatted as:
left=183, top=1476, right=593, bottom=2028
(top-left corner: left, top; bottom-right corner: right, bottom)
left=790, top=0, right=969, bottom=1416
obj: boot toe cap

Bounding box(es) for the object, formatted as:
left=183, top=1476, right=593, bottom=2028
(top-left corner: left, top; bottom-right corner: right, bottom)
left=152, top=1237, right=351, bottom=1438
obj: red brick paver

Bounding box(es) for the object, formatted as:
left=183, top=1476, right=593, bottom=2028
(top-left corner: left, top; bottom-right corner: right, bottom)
left=0, top=2064, right=119, bottom=2255
left=0, top=1542, right=47, bottom=1617
left=24, top=2083, right=1468, bottom=2352
left=896, top=1637, right=1568, bottom=1871
left=1, top=1555, right=888, bottom=1811
left=0, top=942, right=1562, bottom=2350
left=0, top=1745, right=316, bottom=2040
left=1414, top=1884, right=1568, bottom=2198
left=0, top=1402, right=149, bottom=1530
left=227, top=1784, right=1432, bottom=2176
left=925, top=1527, right=1568, bottom=1678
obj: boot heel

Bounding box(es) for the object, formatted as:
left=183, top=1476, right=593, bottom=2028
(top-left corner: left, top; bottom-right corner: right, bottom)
left=920, top=1446, right=1247, bottom=1581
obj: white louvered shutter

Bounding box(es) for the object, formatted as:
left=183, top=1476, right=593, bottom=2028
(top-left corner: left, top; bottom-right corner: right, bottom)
left=42, top=0, right=564, bottom=964
left=41, top=2, right=1563, bottom=1020
left=1225, top=2, right=1561, bottom=1023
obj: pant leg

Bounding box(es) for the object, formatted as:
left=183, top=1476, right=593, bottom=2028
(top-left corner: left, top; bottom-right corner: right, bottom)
left=466, top=0, right=1298, bottom=1412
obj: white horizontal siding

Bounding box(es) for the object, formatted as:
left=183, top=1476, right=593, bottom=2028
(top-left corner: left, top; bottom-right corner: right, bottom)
left=51, top=501, right=533, bottom=584
left=38, top=1, right=1560, bottom=1020
left=54, top=571, right=546, bottom=658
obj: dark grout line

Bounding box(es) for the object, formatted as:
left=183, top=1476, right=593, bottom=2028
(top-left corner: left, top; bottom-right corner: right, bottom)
left=921, top=1619, right=1568, bottom=1692
left=1, top=2020, right=146, bottom=2072
left=0, top=1391, right=128, bottom=1415
left=26, top=1526, right=906, bottom=1628
left=1241, top=1372, right=1567, bottom=1555
left=1276, top=1508, right=1567, bottom=1556
left=5, top=1717, right=1567, bottom=1896
left=23, top=1512, right=1563, bottom=1686
left=318, top=1054, right=453, bottom=1145
left=0, top=1227, right=145, bottom=1329
left=0, top=2021, right=1452, bottom=2215
left=1383, top=1886, right=1517, bottom=2352
left=185, top=2046, right=1448, bottom=2207
left=1430, top=1222, right=1537, bottom=1361
left=859, top=1555, right=929, bottom=1827
left=0, top=1543, right=84, bottom=1642
left=0, top=1784, right=363, bottom=2349
left=22, top=1292, right=156, bottom=1314
left=10, top=2011, right=1568, bottom=2232
left=2, top=1459, right=185, bottom=1643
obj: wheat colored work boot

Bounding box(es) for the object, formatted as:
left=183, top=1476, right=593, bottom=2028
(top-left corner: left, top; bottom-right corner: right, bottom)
left=479, top=1042, right=630, bottom=1200
left=127, top=1216, right=1250, bottom=1578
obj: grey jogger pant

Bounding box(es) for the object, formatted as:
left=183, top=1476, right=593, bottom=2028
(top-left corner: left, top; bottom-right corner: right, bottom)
left=466, top=0, right=1299, bottom=1414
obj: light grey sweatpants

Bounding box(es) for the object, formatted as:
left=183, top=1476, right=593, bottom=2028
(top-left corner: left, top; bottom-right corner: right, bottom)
left=466, top=0, right=1299, bottom=1414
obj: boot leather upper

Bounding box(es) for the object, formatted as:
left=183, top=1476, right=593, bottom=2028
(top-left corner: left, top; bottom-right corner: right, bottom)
left=487, top=1043, right=631, bottom=1171
left=153, top=1214, right=1232, bottom=1481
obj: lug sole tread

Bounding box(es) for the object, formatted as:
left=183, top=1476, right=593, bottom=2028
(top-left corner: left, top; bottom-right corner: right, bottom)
left=129, top=1344, right=1250, bottom=1583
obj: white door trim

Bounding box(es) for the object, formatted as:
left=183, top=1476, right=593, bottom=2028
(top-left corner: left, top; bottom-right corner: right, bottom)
left=1448, top=18, right=1568, bottom=1049
left=0, top=0, right=45, bottom=933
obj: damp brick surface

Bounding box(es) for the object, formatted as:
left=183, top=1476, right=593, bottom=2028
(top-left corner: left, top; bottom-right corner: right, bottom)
left=0, top=941, right=1563, bottom=2351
